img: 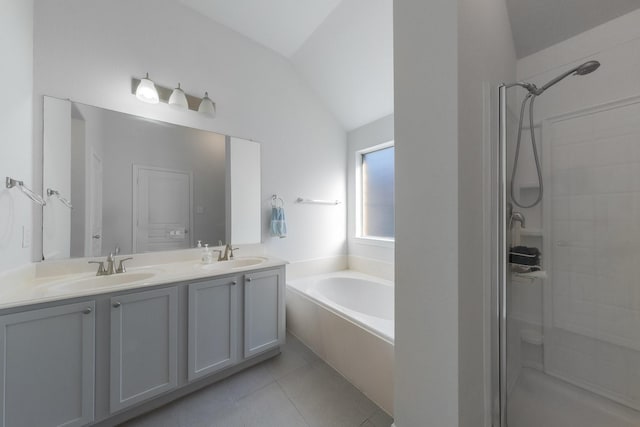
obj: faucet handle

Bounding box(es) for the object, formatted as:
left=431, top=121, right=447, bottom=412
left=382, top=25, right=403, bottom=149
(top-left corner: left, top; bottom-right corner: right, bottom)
left=88, top=261, right=106, bottom=276
left=229, top=247, right=239, bottom=259
left=116, top=257, right=133, bottom=274
left=213, top=249, right=224, bottom=261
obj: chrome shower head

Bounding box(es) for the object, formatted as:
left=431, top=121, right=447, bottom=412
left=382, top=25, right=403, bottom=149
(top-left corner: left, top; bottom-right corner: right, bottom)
left=537, top=60, right=601, bottom=94
left=575, top=60, right=600, bottom=75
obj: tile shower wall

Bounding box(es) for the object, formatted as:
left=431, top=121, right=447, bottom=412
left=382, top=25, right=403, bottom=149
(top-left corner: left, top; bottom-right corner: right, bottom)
left=546, top=100, right=640, bottom=409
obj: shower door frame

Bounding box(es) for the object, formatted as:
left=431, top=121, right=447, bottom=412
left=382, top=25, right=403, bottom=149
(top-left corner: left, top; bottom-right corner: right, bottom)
left=493, top=84, right=509, bottom=427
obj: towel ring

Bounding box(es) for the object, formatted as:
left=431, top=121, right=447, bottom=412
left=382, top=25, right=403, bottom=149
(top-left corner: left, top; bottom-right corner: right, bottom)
left=271, top=194, right=284, bottom=208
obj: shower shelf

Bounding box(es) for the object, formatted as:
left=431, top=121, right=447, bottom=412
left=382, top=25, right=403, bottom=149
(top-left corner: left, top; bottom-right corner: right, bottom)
left=512, top=269, right=547, bottom=281
left=520, top=228, right=543, bottom=237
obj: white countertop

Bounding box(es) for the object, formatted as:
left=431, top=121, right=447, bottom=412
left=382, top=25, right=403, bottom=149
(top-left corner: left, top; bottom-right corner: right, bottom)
left=0, top=250, right=287, bottom=310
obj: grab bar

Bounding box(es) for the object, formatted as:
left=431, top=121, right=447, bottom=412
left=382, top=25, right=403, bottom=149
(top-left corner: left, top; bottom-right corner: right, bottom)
left=47, top=188, right=73, bottom=209
left=6, top=177, right=46, bottom=206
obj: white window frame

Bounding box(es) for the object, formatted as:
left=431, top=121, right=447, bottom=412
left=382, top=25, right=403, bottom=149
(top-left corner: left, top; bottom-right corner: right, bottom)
left=355, top=140, right=395, bottom=245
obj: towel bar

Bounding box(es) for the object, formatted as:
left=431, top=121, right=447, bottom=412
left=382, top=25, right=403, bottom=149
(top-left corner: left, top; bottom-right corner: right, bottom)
left=6, top=177, right=46, bottom=206
left=295, top=197, right=340, bottom=205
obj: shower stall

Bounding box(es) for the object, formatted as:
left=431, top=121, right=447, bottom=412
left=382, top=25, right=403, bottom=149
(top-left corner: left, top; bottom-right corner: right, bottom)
left=494, top=60, right=640, bottom=426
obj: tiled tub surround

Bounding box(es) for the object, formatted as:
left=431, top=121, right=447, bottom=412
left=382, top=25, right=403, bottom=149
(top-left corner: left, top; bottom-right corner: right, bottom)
left=287, top=271, right=394, bottom=415
left=0, top=248, right=287, bottom=426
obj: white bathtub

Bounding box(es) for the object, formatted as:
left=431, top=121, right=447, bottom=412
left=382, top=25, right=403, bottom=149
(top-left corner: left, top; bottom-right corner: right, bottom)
left=286, top=271, right=394, bottom=414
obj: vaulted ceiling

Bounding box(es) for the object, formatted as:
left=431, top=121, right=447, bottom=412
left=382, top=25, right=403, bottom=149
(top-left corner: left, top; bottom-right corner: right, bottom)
left=179, top=0, right=640, bottom=130
left=179, top=0, right=393, bottom=131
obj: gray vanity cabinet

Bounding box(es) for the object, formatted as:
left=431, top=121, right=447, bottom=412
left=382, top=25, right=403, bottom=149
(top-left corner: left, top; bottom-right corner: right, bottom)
left=244, top=268, right=285, bottom=358
left=110, top=287, right=178, bottom=413
left=188, top=276, right=239, bottom=381
left=0, top=301, right=95, bottom=427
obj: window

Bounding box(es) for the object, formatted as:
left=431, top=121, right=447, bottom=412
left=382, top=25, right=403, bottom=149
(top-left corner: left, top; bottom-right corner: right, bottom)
left=357, top=142, right=394, bottom=240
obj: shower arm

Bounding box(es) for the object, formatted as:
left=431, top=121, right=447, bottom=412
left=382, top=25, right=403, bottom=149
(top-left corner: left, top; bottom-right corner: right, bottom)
left=504, top=81, right=540, bottom=94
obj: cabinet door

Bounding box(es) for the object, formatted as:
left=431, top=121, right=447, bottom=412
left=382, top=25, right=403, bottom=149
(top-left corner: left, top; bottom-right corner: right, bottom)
left=188, top=276, right=238, bottom=381
left=0, top=301, right=95, bottom=427
left=244, top=268, right=284, bottom=358
left=110, top=287, right=178, bottom=413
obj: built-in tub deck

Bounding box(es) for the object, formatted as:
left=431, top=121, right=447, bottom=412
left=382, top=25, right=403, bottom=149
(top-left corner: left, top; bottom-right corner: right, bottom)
left=286, top=271, right=394, bottom=415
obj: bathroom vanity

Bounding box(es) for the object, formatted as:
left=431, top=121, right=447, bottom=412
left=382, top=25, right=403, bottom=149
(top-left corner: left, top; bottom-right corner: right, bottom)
left=0, top=255, right=286, bottom=427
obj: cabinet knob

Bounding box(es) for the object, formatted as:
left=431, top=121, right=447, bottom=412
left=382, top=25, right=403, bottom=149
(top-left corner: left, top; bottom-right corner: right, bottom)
left=232, top=280, right=237, bottom=285
left=112, top=301, right=121, bottom=308
left=246, top=277, right=252, bottom=282
left=83, top=307, right=92, bottom=314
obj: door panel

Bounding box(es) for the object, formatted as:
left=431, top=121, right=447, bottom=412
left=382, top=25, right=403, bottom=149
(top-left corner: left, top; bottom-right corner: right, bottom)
left=0, top=301, right=95, bottom=427
left=133, top=165, right=192, bottom=253
left=244, top=269, right=284, bottom=358
left=188, top=276, right=238, bottom=380
left=110, top=287, right=178, bottom=412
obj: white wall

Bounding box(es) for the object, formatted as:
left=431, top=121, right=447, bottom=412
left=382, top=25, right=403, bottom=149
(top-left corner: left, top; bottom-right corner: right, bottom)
left=347, top=114, right=394, bottom=277
left=0, top=0, right=34, bottom=273
left=394, top=0, right=516, bottom=424
left=393, top=0, right=459, bottom=425
left=33, top=0, right=347, bottom=265
left=457, top=0, right=516, bottom=424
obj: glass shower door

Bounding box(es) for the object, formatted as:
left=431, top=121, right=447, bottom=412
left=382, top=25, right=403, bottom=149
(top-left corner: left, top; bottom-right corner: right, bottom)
left=497, top=88, right=640, bottom=427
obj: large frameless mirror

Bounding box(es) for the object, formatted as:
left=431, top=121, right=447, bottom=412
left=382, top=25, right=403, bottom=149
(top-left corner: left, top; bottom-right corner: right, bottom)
left=42, top=96, right=261, bottom=260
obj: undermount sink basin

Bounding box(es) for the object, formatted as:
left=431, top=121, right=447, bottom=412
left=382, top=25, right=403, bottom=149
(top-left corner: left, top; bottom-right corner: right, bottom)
left=201, top=257, right=267, bottom=271
left=47, top=271, right=157, bottom=292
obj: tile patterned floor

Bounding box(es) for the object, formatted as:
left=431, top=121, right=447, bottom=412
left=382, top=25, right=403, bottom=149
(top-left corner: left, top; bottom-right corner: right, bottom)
left=121, top=333, right=393, bottom=427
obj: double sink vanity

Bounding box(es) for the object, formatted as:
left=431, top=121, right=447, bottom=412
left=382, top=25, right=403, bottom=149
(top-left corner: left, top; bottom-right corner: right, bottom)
left=0, top=250, right=286, bottom=426
left=0, top=94, right=279, bottom=426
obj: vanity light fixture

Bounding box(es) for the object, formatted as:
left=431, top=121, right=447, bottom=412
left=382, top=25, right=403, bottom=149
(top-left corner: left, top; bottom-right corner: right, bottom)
left=135, top=73, right=159, bottom=104
left=168, top=83, right=188, bottom=110
left=131, top=74, right=216, bottom=117
left=198, top=92, right=216, bottom=117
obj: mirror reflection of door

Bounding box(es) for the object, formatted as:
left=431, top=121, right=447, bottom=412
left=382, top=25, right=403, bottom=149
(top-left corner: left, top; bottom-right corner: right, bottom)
left=88, top=150, right=103, bottom=257
left=133, top=165, right=193, bottom=253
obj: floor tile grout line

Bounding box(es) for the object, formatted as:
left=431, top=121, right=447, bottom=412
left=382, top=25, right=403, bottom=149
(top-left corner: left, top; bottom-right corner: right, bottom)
left=230, top=374, right=278, bottom=404
left=274, top=380, right=312, bottom=427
